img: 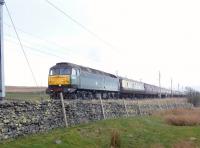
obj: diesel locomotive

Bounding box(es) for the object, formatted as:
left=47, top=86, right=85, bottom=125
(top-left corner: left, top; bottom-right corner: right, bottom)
left=46, top=62, right=184, bottom=99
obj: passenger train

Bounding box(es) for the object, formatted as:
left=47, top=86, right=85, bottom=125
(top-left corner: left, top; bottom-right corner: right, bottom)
left=46, top=62, right=184, bottom=99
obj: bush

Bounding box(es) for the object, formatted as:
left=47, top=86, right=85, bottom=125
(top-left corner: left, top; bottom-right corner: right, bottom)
left=187, top=96, right=200, bottom=107
left=163, top=109, right=200, bottom=126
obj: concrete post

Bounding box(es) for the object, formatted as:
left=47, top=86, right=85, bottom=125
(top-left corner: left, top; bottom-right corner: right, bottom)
left=0, top=0, right=5, bottom=101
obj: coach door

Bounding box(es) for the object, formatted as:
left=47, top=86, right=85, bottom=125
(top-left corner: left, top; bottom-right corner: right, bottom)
left=71, top=68, right=80, bottom=87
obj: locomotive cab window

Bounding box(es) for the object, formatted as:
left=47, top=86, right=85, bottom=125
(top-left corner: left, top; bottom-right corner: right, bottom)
left=49, top=68, right=71, bottom=75
left=49, top=68, right=59, bottom=75
left=60, top=68, right=71, bottom=75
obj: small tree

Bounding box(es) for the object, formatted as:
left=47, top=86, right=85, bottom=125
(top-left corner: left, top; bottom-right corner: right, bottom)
left=185, top=87, right=200, bottom=107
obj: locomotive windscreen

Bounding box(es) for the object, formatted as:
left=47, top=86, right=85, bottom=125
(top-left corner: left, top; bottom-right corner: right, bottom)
left=49, top=68, right=71, bottom=75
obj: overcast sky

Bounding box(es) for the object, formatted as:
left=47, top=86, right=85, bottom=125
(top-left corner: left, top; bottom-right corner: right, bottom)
left=2, top=0, right=200, bottom=91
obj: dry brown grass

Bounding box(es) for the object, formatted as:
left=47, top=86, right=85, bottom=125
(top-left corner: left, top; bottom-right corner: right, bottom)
left=172, top=140, right=196, bottom=148
left=110, top=130, right=121, bottom=148
left=150, top=143, right=164, bottom=148
left=157, top=108, right=200, bottom=126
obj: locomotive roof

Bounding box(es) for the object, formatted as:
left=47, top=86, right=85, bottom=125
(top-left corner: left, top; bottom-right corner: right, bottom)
left=52, top=62, right=118, bottom=78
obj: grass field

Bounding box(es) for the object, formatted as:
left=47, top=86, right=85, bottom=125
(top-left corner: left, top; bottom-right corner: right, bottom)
left=5, top=86, right=49, bottom=101
left=1, top=114, right=200, bottom=148
left=6, top=92, right=49, bottom=101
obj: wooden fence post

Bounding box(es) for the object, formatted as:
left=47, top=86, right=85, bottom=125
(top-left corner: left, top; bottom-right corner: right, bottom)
left=137, top=99, right=141, bottom=116
left=123, top=99, right=129, bottom=117
left=157, top=99, right=162, bottom=111
left=60, top=92, right=68, bottom=127
left=99, top=95, right=106, bottom=119
left=147, top=99, right=152, bottom=115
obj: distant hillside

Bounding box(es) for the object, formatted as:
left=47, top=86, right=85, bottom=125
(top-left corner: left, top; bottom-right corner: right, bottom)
left=6, top=86, right=47, bottom=93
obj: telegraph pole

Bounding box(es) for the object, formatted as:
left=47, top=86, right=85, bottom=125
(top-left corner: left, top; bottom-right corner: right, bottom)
left=171, top=78, right=173, bottom=97
left=159, top=71, right=161, bottom=98
left=0, top=0, right=5, bottom=100
left=178, top=83, right=179, bottom=92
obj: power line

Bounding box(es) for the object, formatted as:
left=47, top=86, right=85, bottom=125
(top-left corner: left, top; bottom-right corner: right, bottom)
left=45, top=0, right=119, bottom=52
left=4, top=23, right=104, bottom=65
left=6, top=27, right=72, bottom=57
left=6, top=37, right=111, bottom=76
left=5, top=37, right=66, bottom=60
left=4, top=1, right=120, bottom=62
left=4, top=22, right=75, bottom=53
left=5, top=35, right=104, bottom=67
left=5, top=2, right=38, bottom=87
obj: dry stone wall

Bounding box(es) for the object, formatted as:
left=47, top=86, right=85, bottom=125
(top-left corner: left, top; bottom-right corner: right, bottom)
left=0, top=98, right=192, bottom=141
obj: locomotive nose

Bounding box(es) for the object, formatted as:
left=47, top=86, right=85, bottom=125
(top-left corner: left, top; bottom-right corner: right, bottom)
left=48, top=75, right=70, bottom=85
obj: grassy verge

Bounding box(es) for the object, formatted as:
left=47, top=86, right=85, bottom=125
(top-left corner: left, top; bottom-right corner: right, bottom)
left=1, top=114, right=200, bottom=148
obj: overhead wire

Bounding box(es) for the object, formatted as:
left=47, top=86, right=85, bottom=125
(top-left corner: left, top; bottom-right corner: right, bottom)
left=5, top=2, right=38, bottom=87
left=5, top=0, right=122, bottom=69
left=45, top=0, right=120, bottom=53
left=4, top=23, right=104, bottom=66
left=5, top=37, right=66, bottom=60
left=4, top=34, right=104, bottom=68
left=4, top=23, right=75, bottom=54
left=4, top=0, right=121, bottom=83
